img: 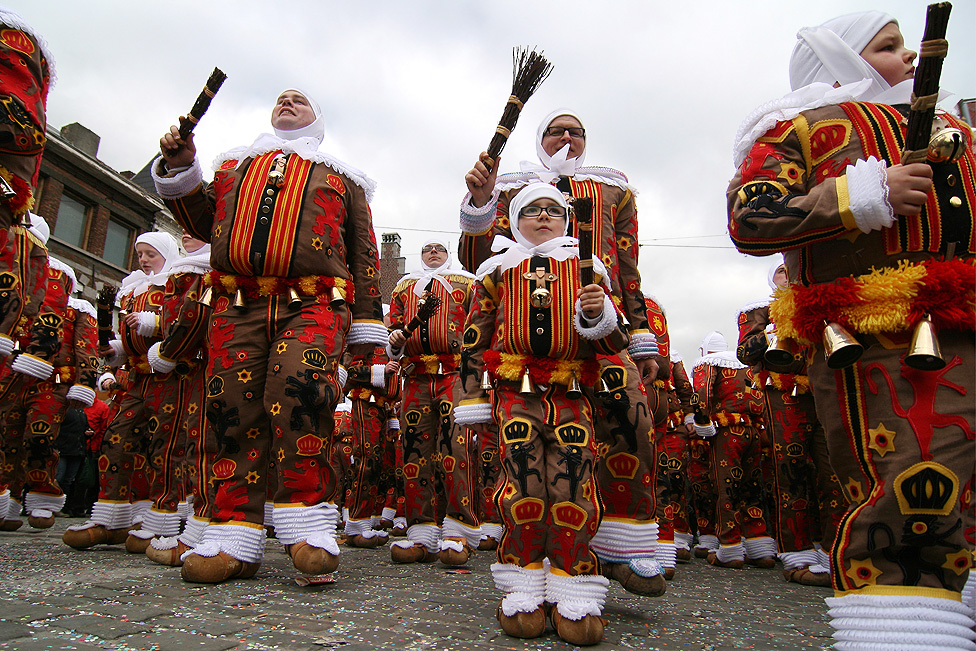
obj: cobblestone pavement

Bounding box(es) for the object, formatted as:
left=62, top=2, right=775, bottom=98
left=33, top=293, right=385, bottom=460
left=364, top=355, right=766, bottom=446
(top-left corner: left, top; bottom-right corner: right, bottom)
left=0, top=519, right=833, bottom=650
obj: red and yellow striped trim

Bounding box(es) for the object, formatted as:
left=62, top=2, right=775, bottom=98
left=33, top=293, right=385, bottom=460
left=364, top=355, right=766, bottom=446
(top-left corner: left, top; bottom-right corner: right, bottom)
left=204, top=271, right=353, bottom=303
left=483, top=349, right=599, bottom=386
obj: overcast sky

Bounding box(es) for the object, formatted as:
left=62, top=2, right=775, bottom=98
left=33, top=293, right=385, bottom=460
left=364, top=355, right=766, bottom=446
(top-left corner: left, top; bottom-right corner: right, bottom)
left=21, top=0, right=975, bottom=361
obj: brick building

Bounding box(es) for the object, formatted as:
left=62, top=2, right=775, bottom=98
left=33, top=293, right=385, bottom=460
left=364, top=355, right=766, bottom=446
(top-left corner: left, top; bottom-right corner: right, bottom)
left=33, top=122, right=180, bottom=303
left=379, top=232, right=405, bottom=304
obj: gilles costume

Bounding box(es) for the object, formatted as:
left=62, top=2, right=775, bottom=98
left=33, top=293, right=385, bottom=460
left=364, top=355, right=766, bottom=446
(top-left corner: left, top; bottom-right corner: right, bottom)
left=459, top=110, right=664, bottom=594
left=142, top=243, right=214, bottom=565
left=1, top=246, right=97, bottom=528
left=692, top=332, right=776, bottom=567
left=387, top=238, right=481, bottom=562
left=455, top=184, right=626, bottom=642
left=341, top=341, right=400, bottom=547
left=664, top=351, right=696, bottom=559
left=0, top=7, right=53, bottom=360
left=152, top=90, right=385, bottom=580
left=63, top=232, right=179, bottom=549
left=736, top=258, right=846, bottom=586
left=727, top=12, right=975, bottom=647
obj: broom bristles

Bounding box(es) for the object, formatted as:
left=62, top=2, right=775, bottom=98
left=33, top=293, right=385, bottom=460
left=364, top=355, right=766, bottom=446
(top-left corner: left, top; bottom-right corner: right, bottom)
left=486, top=46, right=553, bottom=161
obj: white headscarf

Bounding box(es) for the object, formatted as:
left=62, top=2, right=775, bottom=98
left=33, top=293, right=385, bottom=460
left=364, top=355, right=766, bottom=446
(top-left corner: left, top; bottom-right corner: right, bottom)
left=212, top=88, right=377, bottom=202
left=699, top=331, right=728, bottom=357
left=767, top=254, right=786, bottom=291
left=119, top=231, right=180, bottom=296
left=476, top=182, right=579, bottom=278
left=522, top=108, right=587, bottom=182
left=167, top=243, right=212, bottom=277
left=790, top=12, right=895, bottom=95
left=732, top=12, right=918, bottom=168
left=399, top=237, right=474, bottom=297
left=28, top=212, right=49, bottom=244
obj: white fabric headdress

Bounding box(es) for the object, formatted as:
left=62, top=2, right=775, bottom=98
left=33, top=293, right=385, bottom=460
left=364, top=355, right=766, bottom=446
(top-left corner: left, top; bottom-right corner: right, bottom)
left=519, top=108, right=587, bottom=183
left=28, top=212, right=49, bottom=244
left=699, top=331, right=728, bottom=356
left=767, top=254, right=786, bottom=291
left=212, top=89, right=377, bottom=202
left=399, top=237, right=474, bottom=297
left=167, top=243, right=212, bottom=276
left=732, top=12, right=919, bottom=168
left=119, top=231, right=180, bottom=296
left=476, top=183, right=579, bottom=278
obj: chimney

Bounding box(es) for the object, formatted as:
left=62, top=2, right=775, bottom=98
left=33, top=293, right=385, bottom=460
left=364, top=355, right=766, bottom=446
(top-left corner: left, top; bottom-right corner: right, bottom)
left=61, top=123, right=101, bottom=158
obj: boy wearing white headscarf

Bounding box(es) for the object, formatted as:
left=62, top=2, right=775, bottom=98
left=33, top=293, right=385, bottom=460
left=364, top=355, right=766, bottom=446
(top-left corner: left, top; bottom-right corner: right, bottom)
left=62, top=231, right=179, bottom=550
left=735, top=258, right=846, bottom=587
left=0, top=6, right=54, bottom=361
left=728, top=11, right=976, bottom=648
left=461, top=109, right=667, bottom=598
left=455, top=182, right=627, bottom=646
left=152, top=88, right=385, bottom=583
left=140, top=234, right=215, bottom=566
left=386, top=237, right=481, bottom=564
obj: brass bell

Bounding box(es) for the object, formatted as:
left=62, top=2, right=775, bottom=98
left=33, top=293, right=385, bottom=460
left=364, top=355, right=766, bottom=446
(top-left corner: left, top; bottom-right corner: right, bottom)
left=54, top=373, right=61, bottom=384
left=928, top=127, right=967, bottom=164
left=597, top=377, right=610, bottom=397
left=436, top=361, right=445, bottom=375
left=232, top=289, right=246, bottom=311
left=329, top=285, right=346, bottom=305
left=197, top=285, right=214, bottom=307
left=791, top=384, right=798, bottom=397
left=566, top=373, right=582, bottom=399
left=764, top=331, right=795, bottom=368
left=905, top=314, right=945, bottom=371
left=287, top=287, right=302, bottom=310
left=823, top=322, right=863, bottom=369
left=530, top=286, right=552, bottom=309
left=480, top=370, right=493, bottom=391
left=519, top=368, right=535, bottom=395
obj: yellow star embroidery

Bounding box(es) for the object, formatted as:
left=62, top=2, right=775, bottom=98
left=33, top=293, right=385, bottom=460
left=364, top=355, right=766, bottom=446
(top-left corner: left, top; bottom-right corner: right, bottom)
left=777, top=161, right=805, bottom=185
left=214, top=224, right=223, bottom=238
left=237, top=369, right=252, bottom=384
left=246, top=428, right=260, bottom=439
left=867, top=422, right=896, bottom=457
left=845, top=557, right=881, bottom=587
left=311, top=237, right=324, bottom=250
left=845, top=477, right=865, bottom=504
left=162, top=404, right=175, bottom=414
left=276, top=342, right=288, bottom=355
left=270, top=402, right=281, bottom=416
left=277, top=448, right=286, bottom=462
left=245, top=470, right=260, bottom=485
left=942, top=549, right=973, bottom=576
left=187, top=402, right=198, bottom=415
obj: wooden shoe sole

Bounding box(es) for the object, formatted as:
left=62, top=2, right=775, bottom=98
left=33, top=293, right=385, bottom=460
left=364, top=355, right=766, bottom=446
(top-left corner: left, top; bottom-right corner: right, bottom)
left=783, top=566, right=832, bottom=587
left=125, top=534, right=153, bottom=554
left=146, top=540, right=190, bottom=566
left=62, top=525, right=128, bottom=549
left=497, top=604, right=546, bottom=639
left=706, top=552, right=744, bottom=569
left=181, top=551, right=260, bottom=583
left=550, top=609, right=605, bottom=646
left=390, top=543, right=435, bottom=564
left=604, top=562, right=667, bottom=597
left=287, top=541, right=339, bottom=575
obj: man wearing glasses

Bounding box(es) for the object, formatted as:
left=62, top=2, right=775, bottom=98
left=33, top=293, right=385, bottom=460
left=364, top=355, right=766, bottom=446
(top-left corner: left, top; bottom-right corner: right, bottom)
left=386, top=238, right=480, bottom=564
left=460, top=110, right=666, bottom=597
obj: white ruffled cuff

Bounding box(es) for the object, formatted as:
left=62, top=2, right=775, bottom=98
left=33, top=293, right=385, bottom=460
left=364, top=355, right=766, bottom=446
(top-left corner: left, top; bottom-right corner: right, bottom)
left=336, top=365, right=347, bottom=389
left=546, top=571, right=609, bottom=620
left=371, top=364, right=386, bottom=388
left=11, top=353, right=54, bottom=380
left=107, top=339, right=126, bottom=368
left=0, top=334, right=13, bottom=358
left=628, top=331, right=659, bottom=360
left=684, top=413, right=696, bottom=426
left=147, top=342, right=177, bottom=374
left=387, top=418, right=400, bottom=430
left=573, top=295, right=618, bottom=341
left=66, top=384, right=96, bottom=406
left=98, top=371, right=117, bottom=391
left=385, top=342, right=404, bottom=361
left=847, top=157, right=895, bottom=233
left=347, top=321, right=389, bottom=346
left=454, top=402, right=492, bottom=426
left=695, top=423, right=717, bottom=438
left=150, top=155, right=205, bottom=199
left=133, top=311, right=158, bottom=337
left=459, top=189, right=500, bottom=234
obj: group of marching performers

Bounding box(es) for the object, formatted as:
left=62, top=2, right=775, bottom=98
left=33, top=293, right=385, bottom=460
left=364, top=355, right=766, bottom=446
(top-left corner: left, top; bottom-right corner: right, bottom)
left=1, top=4, right=973, bottom=649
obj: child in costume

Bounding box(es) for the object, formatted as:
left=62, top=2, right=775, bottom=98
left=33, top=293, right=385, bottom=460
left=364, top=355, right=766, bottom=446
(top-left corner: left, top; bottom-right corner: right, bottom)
left=728, top=11, right=975, bottom=648
left=455, top=182, right=628, bottom=646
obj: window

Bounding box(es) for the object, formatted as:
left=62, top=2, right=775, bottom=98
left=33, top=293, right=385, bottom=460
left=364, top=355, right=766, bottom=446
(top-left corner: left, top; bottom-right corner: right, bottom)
left=103, top=219, right=134, bottom=268
left=54, top=193, right=88, bottom=247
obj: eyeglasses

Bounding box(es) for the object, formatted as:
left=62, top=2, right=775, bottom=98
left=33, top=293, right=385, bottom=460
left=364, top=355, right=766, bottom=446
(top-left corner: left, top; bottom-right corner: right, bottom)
left=421, top=245, right=447, bottom=254
left=543, top=126, right=586, bottom=139
left=519, top=205, right=567, bottom=219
